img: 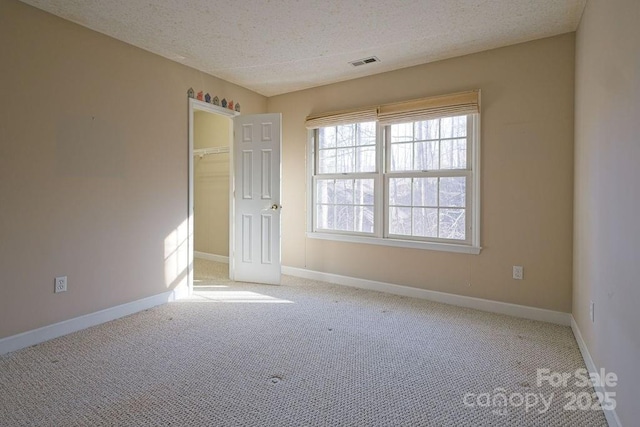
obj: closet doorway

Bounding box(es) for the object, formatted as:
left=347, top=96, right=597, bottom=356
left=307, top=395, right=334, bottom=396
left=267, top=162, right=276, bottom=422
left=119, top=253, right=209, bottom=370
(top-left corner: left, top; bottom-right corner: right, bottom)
left=188, top=99, right=237, bottom=293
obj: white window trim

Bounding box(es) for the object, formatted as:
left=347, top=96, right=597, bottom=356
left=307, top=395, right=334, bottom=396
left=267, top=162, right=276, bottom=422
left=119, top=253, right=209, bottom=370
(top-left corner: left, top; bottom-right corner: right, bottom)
left=306, top=115, right=482, bottom=255
left=305, top=231, right=481, bottom=255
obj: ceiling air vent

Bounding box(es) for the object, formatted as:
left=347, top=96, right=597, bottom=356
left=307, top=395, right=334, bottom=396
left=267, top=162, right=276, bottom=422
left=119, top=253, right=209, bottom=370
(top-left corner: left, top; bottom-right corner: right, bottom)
left=349, top=56, right=380, bottom=67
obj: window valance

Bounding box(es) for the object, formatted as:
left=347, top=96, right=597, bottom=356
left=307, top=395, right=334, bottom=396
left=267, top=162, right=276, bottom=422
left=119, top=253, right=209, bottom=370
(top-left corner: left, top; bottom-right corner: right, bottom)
left=304, top=90, right=480, bottom=129
left=305, top=108, right=378, bottom=129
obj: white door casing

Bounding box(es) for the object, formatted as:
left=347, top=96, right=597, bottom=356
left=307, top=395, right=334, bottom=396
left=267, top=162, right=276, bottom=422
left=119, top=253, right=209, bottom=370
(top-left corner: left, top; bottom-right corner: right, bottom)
left=232, top=113, right=282, bottom=285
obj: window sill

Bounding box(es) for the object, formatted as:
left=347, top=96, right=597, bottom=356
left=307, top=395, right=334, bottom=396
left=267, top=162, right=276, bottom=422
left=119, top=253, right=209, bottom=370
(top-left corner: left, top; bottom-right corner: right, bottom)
left=306, top=232, right=482, bottom=255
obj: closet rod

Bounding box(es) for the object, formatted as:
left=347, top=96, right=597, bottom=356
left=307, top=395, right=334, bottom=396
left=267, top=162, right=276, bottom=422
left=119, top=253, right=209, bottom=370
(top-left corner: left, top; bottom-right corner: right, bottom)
left=194, top=146, right=230, bottom=158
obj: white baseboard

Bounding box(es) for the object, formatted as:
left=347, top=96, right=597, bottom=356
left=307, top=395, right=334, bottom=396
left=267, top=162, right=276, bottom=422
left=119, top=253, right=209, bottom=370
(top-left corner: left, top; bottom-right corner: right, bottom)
left=194, top=251, right=229, bottom=264
left=282, top=266, right=571, bottom=326
left=0, top=290, right=177, bottom=356
left=571, top=317, right=621, bottom=427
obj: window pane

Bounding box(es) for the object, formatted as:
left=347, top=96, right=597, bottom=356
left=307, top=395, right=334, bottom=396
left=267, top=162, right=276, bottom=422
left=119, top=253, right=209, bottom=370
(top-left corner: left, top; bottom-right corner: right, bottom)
left=439, top=177, right=466, bottom=207
left=316, top=178, right=374, bottom=234
left=390, top=143, right=413, bottom=171
left=415, top=119, right=439, bottom=141
left=335, top=179, right=353, bottom=205
left=355, top=146, right=376, bottom=172
left=336, top=124, right=355, bottom=147
left=336, top=148, right=354, bottom=173
left=391, top=123, right=413, bottom=142
left=389, top=207, right=411, bottom=235
left=319, top=127, right=336, bottom=149
left=412, top=207, right=438, bottom=238
left=357, top=122, right=376, bottom=146
left=316, top=204, right=334, bottom=230
left=355, top=206, right=374, bottom=233
left=316, top=179, right=335, bottom=204
left=440, top=117, right=454, bottom=139
left=439, top=209, right=465, bottom=240
left=452, top=115, right=467, bottom=138
left=354, top=179, right=375, bottom=206
left=389, top=178, right=412, bottom=206
left=335, top=205, right=354, bottom=231
left=318, top=149, right=336, bottom=174
left=414, top=140, right=439, bottom=170
left=440, top=138, right=467, bottom=170
left=412, top=177, right=438, bottom=207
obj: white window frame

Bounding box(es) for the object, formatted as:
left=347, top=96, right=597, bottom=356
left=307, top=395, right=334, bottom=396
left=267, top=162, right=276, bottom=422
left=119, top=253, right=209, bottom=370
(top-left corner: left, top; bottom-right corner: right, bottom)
left=306, top=115, right=481, bottom=255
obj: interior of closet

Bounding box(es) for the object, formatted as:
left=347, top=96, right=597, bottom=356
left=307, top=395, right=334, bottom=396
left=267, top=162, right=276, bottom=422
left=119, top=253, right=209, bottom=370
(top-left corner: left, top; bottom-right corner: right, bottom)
left=193, top=111, right=231, bottom=263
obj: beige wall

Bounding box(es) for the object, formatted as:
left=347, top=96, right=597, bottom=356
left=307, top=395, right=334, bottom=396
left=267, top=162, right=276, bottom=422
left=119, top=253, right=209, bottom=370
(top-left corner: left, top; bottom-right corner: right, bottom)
left=574, top=0, right=640, bottom=424
left=269, top=34, right=575, bottom=312
left=0, top=0, right=266, bottom=339
left=194, top=111, right=230, bottom=257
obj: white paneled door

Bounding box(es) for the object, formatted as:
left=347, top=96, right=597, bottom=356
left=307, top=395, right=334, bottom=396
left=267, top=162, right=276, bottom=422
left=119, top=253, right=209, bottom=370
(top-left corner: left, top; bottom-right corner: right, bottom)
left=232, top=114, right=282, bottom=285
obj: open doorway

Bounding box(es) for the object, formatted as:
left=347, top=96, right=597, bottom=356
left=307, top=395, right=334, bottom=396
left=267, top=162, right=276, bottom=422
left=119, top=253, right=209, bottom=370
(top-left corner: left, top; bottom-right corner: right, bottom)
left=188, top=99, right=238, bottom=294
left=188, top=99, right=283, bottom=293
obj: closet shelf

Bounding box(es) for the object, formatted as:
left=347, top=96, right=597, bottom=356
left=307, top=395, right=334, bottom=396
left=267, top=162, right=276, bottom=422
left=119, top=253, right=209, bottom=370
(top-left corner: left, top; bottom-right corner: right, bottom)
left=194, top=146, right=230, bottom=158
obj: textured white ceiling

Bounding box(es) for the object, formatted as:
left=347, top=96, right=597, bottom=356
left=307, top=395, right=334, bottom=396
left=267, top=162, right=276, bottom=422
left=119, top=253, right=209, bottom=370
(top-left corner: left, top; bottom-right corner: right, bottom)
left=20, top=0, right=586, bottom=96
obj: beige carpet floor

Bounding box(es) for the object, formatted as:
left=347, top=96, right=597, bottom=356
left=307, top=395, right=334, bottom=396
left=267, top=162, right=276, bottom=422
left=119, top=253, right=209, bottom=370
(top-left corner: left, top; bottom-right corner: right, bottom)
left=0, top=259, right=607, bottom=426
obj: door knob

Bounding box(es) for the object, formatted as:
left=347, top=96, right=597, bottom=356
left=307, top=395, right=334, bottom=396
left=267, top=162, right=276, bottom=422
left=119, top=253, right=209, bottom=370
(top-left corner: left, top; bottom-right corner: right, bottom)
left=270, top=203, right=281, bottom=210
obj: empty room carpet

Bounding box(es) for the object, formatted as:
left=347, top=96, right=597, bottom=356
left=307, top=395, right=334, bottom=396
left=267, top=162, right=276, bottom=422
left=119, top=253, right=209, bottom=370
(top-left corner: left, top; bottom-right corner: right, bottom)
left=0, top=260, right=607, bottom=426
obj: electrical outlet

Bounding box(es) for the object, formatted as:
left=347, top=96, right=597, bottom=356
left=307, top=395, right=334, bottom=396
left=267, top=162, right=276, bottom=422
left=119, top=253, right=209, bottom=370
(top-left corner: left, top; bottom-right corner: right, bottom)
left=590, top=301, right=595, bottom=323
left=55, top=276, right=67, bottom=293
left=513, top=266, right=523, bottom=280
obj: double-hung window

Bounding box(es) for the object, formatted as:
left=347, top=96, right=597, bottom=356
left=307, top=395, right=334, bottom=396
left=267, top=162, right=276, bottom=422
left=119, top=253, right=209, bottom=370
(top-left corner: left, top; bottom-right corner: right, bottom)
left=386, top=115, right=472, bottom=243
left=307, top=91, right=481, bottom=254
left=314, top=122, right=378, bottom=235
